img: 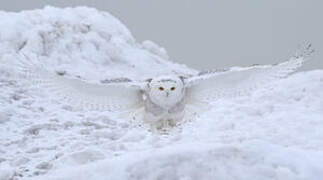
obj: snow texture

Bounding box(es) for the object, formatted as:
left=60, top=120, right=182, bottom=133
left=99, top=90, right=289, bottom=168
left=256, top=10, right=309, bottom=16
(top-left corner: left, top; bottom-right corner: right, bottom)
left=0, top=6, right=323, bottom=180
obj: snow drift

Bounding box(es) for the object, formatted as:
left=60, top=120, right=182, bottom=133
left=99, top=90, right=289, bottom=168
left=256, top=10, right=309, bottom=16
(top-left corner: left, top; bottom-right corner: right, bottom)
left=0, top=6, right=323, bottom=180
left=0, top=6, right=192, bottom=81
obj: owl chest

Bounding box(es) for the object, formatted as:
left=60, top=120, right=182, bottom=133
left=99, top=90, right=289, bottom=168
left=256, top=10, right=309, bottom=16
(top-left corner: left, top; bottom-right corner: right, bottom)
left=144, top=97, right=185, bottom=117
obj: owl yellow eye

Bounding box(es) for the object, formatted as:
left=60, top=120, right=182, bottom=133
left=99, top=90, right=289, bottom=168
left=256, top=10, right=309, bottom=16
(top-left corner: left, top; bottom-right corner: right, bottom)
left=170, top=87, right=176, bottom=91
left=159, top=87, right=164, bottom=91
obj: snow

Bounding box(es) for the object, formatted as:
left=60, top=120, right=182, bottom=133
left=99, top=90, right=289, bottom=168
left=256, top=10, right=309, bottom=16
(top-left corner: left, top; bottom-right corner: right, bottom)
left=1, top=6, right=323, bottom=180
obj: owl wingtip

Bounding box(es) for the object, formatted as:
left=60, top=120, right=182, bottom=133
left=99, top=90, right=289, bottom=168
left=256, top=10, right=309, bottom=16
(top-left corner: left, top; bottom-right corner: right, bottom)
left=293, top=42, right=315, bottom=60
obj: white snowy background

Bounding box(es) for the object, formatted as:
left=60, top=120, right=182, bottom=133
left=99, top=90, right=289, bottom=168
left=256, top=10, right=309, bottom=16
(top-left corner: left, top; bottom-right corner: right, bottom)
left=0, top=7, right=323, bottom=180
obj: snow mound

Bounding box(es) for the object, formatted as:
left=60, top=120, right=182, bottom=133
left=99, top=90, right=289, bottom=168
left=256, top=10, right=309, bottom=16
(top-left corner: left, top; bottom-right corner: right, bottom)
left=39, top=142, right=323, bottom=180
left=0, top=6, right=323, bottom=180
left=0, top=6, right=193, bottom=81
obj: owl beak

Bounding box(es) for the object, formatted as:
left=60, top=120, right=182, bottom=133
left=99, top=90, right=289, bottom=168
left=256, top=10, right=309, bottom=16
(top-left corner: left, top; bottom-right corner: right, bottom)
left=166, top=92, right=169, bottom=97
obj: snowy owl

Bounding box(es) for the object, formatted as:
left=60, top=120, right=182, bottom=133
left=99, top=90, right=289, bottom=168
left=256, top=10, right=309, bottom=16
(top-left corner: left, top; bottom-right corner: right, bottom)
left=16, top=43, right=314, bottom=130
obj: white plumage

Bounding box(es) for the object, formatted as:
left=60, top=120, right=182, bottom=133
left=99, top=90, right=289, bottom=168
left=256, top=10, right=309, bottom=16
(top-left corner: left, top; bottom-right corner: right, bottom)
left=16, top=43, right=314, bottom=130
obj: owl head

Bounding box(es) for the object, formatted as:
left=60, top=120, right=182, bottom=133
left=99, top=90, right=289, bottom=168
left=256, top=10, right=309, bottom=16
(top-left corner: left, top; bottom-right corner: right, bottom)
left=147, top=76, right=185, bottom=108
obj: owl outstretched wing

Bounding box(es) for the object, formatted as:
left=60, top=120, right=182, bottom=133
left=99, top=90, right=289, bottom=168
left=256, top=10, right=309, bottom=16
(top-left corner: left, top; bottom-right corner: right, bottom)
left=185, top=43, right=314, bottom=104
left=16, top=55, right=145, bottom=111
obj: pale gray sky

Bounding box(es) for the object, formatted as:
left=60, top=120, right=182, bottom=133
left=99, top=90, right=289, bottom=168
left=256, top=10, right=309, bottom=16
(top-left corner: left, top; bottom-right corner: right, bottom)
left=1, top=0, right=322, bottom=70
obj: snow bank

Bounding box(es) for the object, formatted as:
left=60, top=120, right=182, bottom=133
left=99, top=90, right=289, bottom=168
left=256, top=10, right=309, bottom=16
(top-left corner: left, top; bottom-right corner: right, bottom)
left=0, top=6, right=193, bottom=81
left=37, top=141, right=323, bottom=180
left=0, top=6, right=323, bottom=180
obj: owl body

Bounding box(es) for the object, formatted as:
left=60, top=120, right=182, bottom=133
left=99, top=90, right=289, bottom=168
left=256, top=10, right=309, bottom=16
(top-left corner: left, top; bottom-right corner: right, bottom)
left=144, top=90, right=186, bottom=129
left=16, top=43, right=314, bottom=131
left=143, top=76, right=186, bottom=129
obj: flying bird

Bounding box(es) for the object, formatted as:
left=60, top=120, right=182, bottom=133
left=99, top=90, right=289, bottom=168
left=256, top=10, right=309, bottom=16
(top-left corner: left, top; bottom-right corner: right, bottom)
left=16, top=43, right=314, bottom=130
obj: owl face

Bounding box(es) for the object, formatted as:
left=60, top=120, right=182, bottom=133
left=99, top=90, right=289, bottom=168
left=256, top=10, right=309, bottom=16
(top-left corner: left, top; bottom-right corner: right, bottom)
left=148, top=76, right=185, bottom=108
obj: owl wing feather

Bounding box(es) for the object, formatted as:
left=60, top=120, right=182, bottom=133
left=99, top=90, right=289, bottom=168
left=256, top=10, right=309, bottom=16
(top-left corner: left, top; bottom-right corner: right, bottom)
left=16, top=56, right=144, bottom=111
left=185, top=43, right=314, bottom=104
